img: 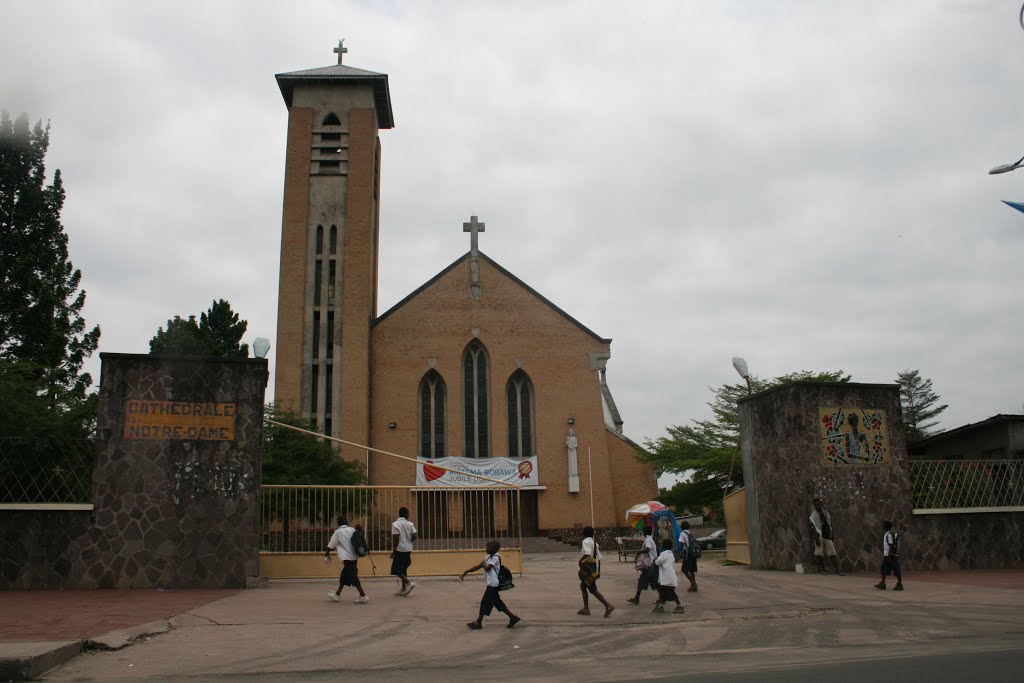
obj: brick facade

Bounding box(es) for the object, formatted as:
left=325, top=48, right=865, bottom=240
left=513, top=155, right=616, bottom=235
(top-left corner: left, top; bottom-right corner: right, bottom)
left=272, top=54, right=658, bottom=535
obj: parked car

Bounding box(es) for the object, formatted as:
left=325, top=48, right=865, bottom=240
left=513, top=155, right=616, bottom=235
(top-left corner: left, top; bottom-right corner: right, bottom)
left=696, top=529, right=726, bottom=550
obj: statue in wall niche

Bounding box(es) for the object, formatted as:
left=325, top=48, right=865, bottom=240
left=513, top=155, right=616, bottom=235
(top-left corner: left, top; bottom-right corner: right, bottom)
left=566, top=427, right=580, bottom=493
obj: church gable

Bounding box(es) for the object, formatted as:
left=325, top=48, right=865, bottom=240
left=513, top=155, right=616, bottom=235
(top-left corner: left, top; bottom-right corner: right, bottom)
left=374, top=251, right=611, bottom=344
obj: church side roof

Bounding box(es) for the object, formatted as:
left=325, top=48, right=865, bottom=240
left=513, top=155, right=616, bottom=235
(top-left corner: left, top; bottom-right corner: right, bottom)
left=275, top=64, right=394, bottom=129
left=373, top=251, right=612, bottom=344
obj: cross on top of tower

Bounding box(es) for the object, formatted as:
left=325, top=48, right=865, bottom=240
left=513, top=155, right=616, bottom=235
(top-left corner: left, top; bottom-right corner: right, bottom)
left=334, top=39, right=348, bottom=65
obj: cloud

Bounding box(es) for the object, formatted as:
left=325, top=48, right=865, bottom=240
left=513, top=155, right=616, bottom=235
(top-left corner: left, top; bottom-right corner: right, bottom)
left=2, top=0, right=1022, bottom=452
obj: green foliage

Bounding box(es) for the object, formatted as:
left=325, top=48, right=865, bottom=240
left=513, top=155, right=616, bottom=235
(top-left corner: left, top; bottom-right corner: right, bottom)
left=262, top=405, right=365, bottom=485
left=660, top=474, right=724, bottom=521
left=896, top=369, right=948, bottom=444
left=638, top=370, right=852, bottom=493
left=0, top=111, right=99, bottom=437
left=150, top=299, right=249, bottom=357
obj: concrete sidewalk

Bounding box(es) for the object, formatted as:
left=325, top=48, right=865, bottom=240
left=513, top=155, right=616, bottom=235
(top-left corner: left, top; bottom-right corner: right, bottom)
left=3, top=552, right=1023, bottom=681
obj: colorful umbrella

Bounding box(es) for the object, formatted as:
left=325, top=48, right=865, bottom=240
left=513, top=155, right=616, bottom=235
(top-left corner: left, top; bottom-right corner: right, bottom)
left=624, top=500, right=669, bottom=526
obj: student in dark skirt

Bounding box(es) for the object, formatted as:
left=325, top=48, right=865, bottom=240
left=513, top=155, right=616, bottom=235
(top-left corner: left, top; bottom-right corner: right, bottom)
left=460, top=540, right=521, bottom=630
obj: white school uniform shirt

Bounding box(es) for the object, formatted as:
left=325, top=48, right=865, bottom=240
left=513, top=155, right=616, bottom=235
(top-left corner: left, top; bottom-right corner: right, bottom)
left=327, top=525, right=356, bottom=562
left=882, top=530, right=897, bottom=557
left=483, top=553, right=501, bottom=587
left=655, top=549, right=678, bottom=586
left=581, top=537, right=602, bottom=562
left=678, top=530, right=690, bottom=551
left=642, top=535, right=658, bottom=561
left=391, top=517, right=417, bottom=552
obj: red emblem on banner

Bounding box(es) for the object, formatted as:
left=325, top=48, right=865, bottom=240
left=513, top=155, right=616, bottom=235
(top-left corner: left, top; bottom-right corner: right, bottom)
left=423, top=461, right=445, bottom=482
left=517, top=461, right=533, bottom=479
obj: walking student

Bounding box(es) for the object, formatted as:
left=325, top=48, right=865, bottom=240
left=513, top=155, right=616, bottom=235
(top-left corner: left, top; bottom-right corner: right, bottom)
left=390, top=506, right=418, bottom=596
left=653, top=538, right=684, bottom=613
left=875, top=520, right=904, bottom=591
left=627, top=525, right=658, bottom=605
left=678, top=520, right=699, bottom=592
left=460, top=540, right=521, bottom=630
left=809, top=496, right=845, bottom=576
left=577, top=526, right=614, bottom=618
left=324, top=515, right=369, bottom=604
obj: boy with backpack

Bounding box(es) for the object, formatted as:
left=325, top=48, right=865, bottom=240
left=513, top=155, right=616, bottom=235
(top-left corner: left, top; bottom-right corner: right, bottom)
left=323, top=515, right=369, bottom=604
left=677, top=520, right=700, bottom=592
left=460, top=539, right=521, bottom=630
left=875, top=520, right=904, bottom=591
left=627, top=525, right=659, bottom=605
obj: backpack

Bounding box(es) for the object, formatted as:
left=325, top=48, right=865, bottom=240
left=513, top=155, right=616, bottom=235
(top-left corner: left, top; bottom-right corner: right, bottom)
left=351, top=527, right=369, bottom=558
left=491, top=554, right=515, bottom=591
left=887, top=530, right=900, bottom=557
left=685, top=531, right=702, bottom=559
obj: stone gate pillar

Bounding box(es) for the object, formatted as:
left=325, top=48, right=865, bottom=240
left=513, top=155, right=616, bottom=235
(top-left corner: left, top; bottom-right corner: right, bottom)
left=739, top=382, right=912, bottom=572
left=90, top=353, right=268, bottom=588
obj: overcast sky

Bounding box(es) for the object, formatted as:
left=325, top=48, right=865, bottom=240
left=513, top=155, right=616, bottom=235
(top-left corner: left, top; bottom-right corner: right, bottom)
left=4, top=1, right=1023, bottom=474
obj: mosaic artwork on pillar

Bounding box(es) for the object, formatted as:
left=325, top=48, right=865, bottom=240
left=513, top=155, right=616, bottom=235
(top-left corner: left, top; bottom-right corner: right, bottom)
left=819, top=407, right=890, bottom=465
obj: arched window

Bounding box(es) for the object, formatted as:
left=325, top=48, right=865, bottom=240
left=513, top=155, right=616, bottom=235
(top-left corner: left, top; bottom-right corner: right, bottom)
left=462, top=341, right=489, bottom=458
left=322, top=113, right=341, bottom=126
left=316, top=224, right=323, bottom=254
left=506, top=370, right=534, bottom=458
left=419, top=370, right=446, bottom=458
left=329, top=225, right=337, bottom=254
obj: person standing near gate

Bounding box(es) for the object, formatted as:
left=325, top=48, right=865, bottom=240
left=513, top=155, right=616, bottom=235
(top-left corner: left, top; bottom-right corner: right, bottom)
left=390, top=506, right=418, bottom=596
left=809, top=497, right=844, bottom=576
left=324, top=515, right=369, bottom=603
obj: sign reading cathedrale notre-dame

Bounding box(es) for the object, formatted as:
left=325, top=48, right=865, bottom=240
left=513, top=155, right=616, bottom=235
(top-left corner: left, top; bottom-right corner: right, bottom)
left=124, top=399, right=236, bottom=441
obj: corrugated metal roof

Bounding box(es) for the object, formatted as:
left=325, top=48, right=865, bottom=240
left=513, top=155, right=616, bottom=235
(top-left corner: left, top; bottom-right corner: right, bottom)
left=276, top=64, right=387, bottom=78
left=275, top=64, right=394, bottom=129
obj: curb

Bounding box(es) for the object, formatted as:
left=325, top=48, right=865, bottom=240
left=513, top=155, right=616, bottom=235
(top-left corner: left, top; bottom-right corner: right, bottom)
left=0, top=640, right=83, bottom=681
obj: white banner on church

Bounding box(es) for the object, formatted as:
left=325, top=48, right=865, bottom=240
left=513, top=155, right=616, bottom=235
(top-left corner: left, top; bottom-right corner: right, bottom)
left=416, top=456, right=538, bottom=487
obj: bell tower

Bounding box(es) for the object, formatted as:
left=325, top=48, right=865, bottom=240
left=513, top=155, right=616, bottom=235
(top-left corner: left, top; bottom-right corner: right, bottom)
left=273, top=42, right=394, bottom=452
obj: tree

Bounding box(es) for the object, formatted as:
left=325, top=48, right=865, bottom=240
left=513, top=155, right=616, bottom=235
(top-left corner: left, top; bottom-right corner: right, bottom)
left=150, top=299, right=249, bottom=357
left=0, top=111, right=100, bottom=437
left=261, top=405, right=368, bottom=551
left=262, top=405, right=365, bottom=486
left=896, top=369, right=948, bottom=444
left=637, top=370, right=851, bottom=509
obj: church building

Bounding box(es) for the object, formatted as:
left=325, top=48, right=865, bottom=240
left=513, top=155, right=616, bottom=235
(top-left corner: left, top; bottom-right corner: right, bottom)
left=272, top=44, right=657, bottom=535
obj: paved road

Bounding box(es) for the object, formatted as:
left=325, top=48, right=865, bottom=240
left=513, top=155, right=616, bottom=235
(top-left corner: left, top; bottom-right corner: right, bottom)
left=30, top=552, right=1024, bottom=681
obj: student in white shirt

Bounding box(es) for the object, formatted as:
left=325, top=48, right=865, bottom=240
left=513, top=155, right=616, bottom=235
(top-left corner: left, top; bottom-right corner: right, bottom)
left=627, top=525, right=659, bottom=605
left=577, top=526, right=614, bottom=618
left=677, top=520, right=699, bottom=592
left=323, top=515, right=368, bottom=604
left=875, top=520, right=904, bottom=591
left=653, top=538, right=684, bottom=613
left=390, top=507, right=418, bottom=596
left=460, top=539, right=521, bottom=630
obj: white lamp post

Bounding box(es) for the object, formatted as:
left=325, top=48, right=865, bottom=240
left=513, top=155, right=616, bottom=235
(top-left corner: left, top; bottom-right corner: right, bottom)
left=725, top=357, right=752, bottom=496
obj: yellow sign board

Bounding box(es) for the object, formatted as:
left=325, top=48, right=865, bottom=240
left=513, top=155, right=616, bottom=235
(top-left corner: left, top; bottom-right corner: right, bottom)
left=124, top=400, right=236, bottom=441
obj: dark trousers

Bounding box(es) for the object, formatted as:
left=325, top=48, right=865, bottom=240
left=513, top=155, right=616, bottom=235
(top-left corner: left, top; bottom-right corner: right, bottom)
left=479, top=585, right=508, bottom=617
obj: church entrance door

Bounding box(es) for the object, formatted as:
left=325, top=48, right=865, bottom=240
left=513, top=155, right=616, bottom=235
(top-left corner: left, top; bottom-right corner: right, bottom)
left=463, top=491, right=494, bottom=539
left=510, top=490, right=539, bottom=536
